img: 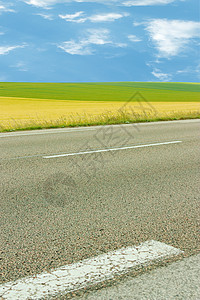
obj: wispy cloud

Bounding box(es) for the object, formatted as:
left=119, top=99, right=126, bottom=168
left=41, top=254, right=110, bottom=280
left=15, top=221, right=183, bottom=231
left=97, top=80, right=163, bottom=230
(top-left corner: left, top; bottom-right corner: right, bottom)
left=36, top=13, right=53, bottom=20
left=24, top=0, right=95, bottom=8
left=24, top=0, right=57, bottom=8
left=177, top=64, right=200, bottom=77
left=123, top=0, right=176, bottom=6
left=86, top=29, right=111, bottom=45
left=0, top=45, right=25, bottom=55
left=0, top=3, right=15, bottom=13
left=128, top=34, right=142, bottom=42
left=152, top=68, right=171, bottom=81
left=89, top=12, right=128, bottom=22
left=24, top=0, right=181, bottom=9
left=146, top=19, right=200, bottom=58
left=58, top=28, right=124, bottom=55
left=59, top=12, right=128, bottom=23
left=58, top=29, right=111, bottom=55
left=59, top=11, right=86, bottom=23
left=58, top=40, right=91, bottom=55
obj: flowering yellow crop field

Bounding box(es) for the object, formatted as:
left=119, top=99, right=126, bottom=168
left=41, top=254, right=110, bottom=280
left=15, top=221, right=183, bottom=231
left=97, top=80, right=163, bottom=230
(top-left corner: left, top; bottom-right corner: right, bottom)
left=0, top=96, right=199, bottom=131
left=0, top=96, right=199, bottom=120
left=0, top=82, right=199, bottom=131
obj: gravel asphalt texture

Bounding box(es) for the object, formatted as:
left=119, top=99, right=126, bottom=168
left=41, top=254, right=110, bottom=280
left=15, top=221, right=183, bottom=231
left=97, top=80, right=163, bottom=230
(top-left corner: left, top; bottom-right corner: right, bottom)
left=0, top=120, right=199, bottom=292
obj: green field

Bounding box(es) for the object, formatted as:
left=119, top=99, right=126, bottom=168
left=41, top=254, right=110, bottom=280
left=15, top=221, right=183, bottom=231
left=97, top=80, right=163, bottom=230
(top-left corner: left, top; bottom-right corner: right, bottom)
left=0, top=82, right=199, bottom=132
left=0, top=82, right=200, bottom=102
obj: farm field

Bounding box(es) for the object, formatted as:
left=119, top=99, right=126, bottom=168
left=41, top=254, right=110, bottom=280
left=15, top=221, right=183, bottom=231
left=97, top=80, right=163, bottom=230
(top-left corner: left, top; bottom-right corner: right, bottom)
left=0, top=82, right=199, bottom=131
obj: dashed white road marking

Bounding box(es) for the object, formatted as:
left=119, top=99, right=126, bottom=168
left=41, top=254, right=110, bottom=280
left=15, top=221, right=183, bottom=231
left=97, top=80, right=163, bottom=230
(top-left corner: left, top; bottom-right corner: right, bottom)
left=0, top=240, right=183, bottom=300
left=43, top=141, right=182, bottom=159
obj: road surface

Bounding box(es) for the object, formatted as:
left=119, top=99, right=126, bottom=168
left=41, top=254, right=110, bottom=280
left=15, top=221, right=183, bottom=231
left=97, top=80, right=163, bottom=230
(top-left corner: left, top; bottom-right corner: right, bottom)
left=0, top=119, right=199, bottom=298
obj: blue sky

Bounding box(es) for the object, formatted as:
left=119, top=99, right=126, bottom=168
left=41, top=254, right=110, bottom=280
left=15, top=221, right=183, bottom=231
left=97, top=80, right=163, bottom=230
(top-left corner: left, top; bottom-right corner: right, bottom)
left=0, top=0, right=199, bottom=82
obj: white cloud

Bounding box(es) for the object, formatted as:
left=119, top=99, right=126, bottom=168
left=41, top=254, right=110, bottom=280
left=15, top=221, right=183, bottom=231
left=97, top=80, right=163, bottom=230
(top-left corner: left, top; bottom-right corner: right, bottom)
left=59, top=11, right=85, bottom=23
left=24, top=0, right=57, bottom=8
left=0, top=4, right=15, bottom=13
left=115, top=42, right=127, bottom=48
left=0, top=45, right=25, bottom=55
left=89, top=13, right=128, bottom=22
left=146, top=19, right=200, bottom=58
left=24, top=0, right=179, bottom=8
left=59, top=12, right=128, bottom=23
left=24, top=0, right=99, bottom=8
left=36, top=13, right=53, bottom=20
left=58, top=40, right=92, bottom=55
left=86, top=29, right=111, bottom=45
left=133, top=21, right=144, bottom=27
left=176, top=69, right=189, bottom=74
left=176, top=64, right=200, bottom=76
left=123, top=0, right=175, bottom=6
left=58, top=29, right=110, bottom=55
left=58, top=28, right=124, bottom=55
left=24, top=0, right=114, bottom=8
left=128, top=34, right=142, bottom=42
left=152, top=68, right=171, bottom=81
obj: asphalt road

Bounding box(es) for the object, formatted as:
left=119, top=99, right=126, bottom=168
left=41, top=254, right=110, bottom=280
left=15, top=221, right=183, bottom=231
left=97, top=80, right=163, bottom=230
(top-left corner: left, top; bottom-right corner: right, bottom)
left=0, top=120, right=200, bottom=293
left=77, top=253, right=200, bottom=300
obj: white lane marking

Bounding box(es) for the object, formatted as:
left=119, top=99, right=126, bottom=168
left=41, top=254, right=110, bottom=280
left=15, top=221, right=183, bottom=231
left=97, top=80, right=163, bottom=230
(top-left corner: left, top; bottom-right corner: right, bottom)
left=0, top=128, right=95, bottom=138
left=43, top=141, right=182, bottom=159
left=0, top=240, right=183, bottom=300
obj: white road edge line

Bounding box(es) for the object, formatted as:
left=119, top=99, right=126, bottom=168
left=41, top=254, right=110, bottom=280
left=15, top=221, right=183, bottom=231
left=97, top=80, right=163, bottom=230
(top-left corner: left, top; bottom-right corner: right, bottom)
left=0, top=128, right=95, bottom=138
left=1, top=119, right=199, bottom=138
left=43, top=141, right=182, bottom=159
left=0, top=240, right=183, bottom=300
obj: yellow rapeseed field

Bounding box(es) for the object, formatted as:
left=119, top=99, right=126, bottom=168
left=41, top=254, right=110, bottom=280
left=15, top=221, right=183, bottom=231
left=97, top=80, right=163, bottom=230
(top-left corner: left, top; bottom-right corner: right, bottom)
left=0, top=96, right=199, bottom=131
